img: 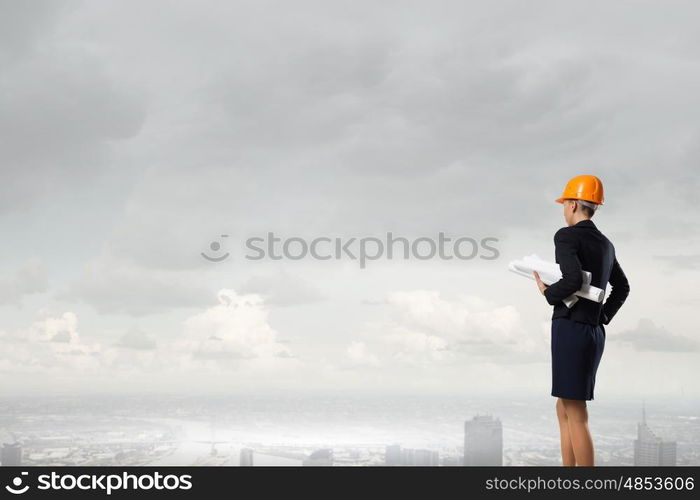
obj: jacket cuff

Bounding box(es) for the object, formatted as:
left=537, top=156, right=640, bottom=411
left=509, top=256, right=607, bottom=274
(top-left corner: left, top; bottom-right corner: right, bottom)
left=543, top=286, right=556, bottom=306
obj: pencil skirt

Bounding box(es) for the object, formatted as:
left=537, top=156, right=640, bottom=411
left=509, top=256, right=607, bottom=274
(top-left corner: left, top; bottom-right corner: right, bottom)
left=551, top=317, right=605, bottom=401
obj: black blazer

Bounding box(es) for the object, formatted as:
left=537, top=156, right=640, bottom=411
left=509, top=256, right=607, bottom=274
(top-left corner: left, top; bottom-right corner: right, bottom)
left=543, top=219, right=630, bottom=325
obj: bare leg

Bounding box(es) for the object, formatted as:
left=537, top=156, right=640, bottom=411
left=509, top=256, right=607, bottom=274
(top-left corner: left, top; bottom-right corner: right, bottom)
left=562, top=398, right=594, bottom=466
left=556, top=398, right=576, bottom=466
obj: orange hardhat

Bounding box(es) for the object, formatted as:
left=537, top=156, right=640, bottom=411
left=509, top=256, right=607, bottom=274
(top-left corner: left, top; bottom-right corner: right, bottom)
left=555, top=175, right=604, bottom=205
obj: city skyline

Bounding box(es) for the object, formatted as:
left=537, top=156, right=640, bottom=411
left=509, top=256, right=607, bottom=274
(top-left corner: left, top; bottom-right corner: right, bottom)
left=0, top=394, right=696, bottom=466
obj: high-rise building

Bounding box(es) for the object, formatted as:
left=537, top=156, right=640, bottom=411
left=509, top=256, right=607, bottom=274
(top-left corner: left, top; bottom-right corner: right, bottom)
left=303, top=448, right=333, bottom=466
left=384, top=445, right=439, bottom=466
left=634, top=403, right=677, bottom=466
left=464, top=415, right=502, bottom=466
left=1, top=443, right=22, bottom=466
left=239, top=448, right=254, bottom=466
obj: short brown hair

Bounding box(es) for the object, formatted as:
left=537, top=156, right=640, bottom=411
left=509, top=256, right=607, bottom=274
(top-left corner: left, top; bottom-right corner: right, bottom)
left=570, top=199, right=597, bottom=218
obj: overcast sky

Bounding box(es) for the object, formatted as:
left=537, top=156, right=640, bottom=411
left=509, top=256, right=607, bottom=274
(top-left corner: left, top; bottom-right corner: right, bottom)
left=1, top=0, right=699, bottom=399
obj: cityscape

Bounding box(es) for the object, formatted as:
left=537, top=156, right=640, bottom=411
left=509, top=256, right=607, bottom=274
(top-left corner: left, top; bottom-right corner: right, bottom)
left=0, top=393, right=697, bottom=467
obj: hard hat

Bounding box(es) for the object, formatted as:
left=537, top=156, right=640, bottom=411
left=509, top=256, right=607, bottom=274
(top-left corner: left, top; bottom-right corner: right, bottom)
left=555, top=175, right=604, bottom=205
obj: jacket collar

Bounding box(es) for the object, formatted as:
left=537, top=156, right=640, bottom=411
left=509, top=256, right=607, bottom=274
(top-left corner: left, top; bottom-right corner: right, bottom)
left=574, top=219, right=596, bottom=229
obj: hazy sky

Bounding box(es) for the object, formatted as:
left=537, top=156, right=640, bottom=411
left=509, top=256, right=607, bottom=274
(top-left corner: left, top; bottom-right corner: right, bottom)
left=1, top=0, right=699, bottom=398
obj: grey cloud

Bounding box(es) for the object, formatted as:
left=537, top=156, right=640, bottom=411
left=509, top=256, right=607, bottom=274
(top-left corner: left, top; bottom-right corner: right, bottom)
left=612, top=318, right=699, bottom=352
left=421, top=341, right=546, bottom=365
left=653, top=254, right=700, bottom=271
left=239, top=272, right=325, bottom=307
left=644, top=218, right=699, bottom=240
left=76, top=0, right=700, bottom=282
left=0, top=258, right=48, bottom=305
left=62, top=254, right=213, bottom=316
left=11, top=0, right=691, bottom=310
left=2, top=1, right=700, bottom=395
left=115, top=328, right=157, bottom=350
left=361, top=298, right=388, bottom=306
left=0, top=0, right=72, bottom=62
left=50, top=330, right=72, bottom=343
left=60, top=349, right=99, bottom=357
left=195, top=35, right=607, bottom=235
left=192, top=350, right=251, bottom=361
left=0, top=0, right=147, bottom=213
left=450, top=338, right=546, bottom=363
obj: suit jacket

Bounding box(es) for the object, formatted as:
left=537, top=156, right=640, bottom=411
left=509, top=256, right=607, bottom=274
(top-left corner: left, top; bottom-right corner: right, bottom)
left=543, top=219, right=630, bottom=325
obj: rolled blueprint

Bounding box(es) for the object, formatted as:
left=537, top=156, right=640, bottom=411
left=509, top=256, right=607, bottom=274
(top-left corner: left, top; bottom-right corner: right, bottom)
left=508, top=254, right=604, bottom=308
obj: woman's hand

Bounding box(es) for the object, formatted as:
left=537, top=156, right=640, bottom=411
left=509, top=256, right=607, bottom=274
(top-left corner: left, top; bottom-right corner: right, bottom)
left=533, top=271, right=548, bottom=295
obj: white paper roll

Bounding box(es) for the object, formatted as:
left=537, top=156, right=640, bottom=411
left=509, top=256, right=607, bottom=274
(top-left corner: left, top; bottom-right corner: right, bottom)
left=508, top=255, right=604, bottom=307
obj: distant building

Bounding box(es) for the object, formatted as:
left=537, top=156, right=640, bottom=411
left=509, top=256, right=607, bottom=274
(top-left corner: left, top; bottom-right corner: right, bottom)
left=303, top=448, right=333, bottom=466
left=240, top=448, right=254, bottom=466
left=441, top=456, right=463, bottom=467
left=406, top=448, right=439, bottom=466
left=634, top=404, right=677, bottom=466
left=385, top=444, right=402, bottom=466
left=464, top=415, right=502, bottom=466
left=384, top=445, right=439, bottom=466
left=1, top=443, right=22, bottom=466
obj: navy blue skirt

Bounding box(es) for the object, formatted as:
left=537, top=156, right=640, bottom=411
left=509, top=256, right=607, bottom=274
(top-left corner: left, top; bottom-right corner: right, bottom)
left=551, top=318, right=605, bottom=401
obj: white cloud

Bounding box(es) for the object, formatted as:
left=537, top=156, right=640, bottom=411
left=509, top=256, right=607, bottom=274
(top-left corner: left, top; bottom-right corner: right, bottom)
left=346, top=341, right=379, bottom=367
left=347, top=290, right=544, bottom=367
left=178, top=289, right=291, bottom=361
left=384, top=291, right=523, bottom=346
left=0, top=291, right=300, bottom=392
left=382, top=328, right=450, bottom=362
left=0, top=311, right=102, bottom=376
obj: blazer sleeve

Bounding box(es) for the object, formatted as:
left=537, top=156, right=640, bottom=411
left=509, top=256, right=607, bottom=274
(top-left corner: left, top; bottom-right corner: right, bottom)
left=543, top=228, right=584, bottom=306
left=602, top=257, right=630, bottom=324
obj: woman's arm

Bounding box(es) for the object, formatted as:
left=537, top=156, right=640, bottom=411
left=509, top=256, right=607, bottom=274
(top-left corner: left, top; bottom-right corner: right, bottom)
left=543, top=228, right=583, bottom=305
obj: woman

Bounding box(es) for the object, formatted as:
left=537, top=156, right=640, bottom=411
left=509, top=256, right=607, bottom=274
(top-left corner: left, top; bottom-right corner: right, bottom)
left=533, top=175, right=630, bottom=466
